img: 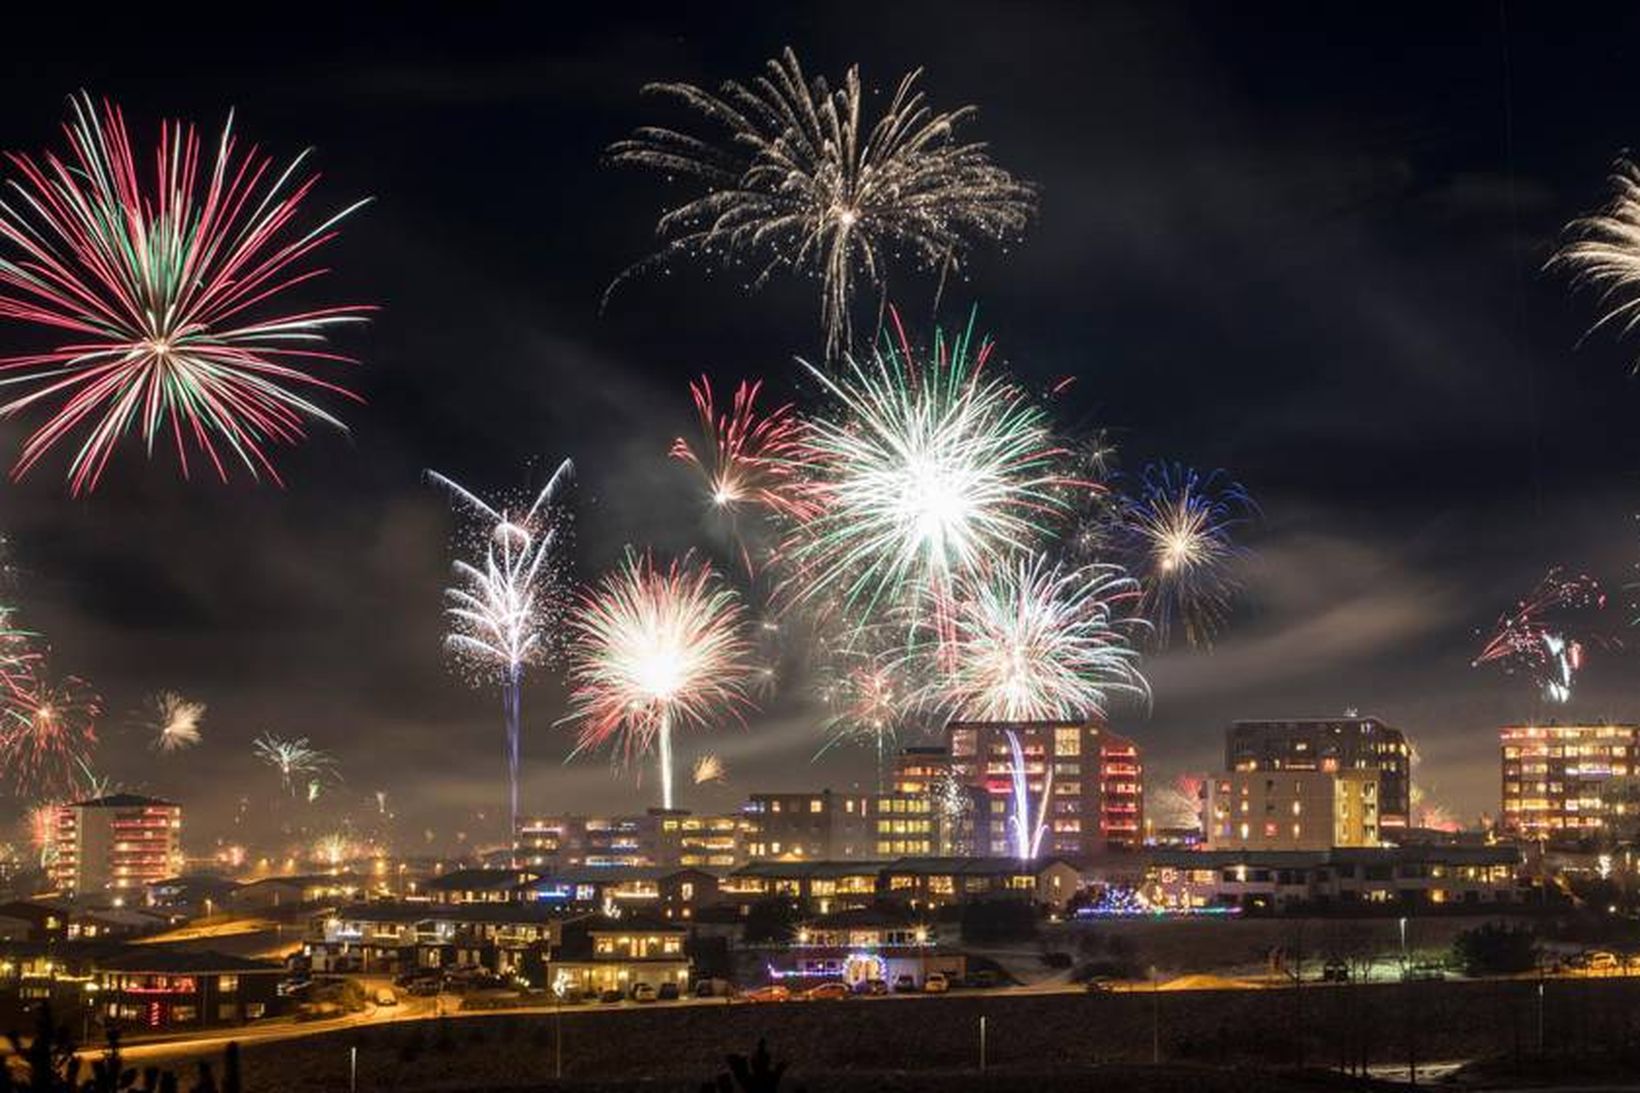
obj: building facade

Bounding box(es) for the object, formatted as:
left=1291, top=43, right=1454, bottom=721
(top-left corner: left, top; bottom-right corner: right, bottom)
left=51, top=795, right=183, bottom=900
left=517, top=809, right=747, bottom=870
left=1500, top=723, right=1640, bottom=841
left=1143, top=845, right=1525, bottom=912
left=1204, top=769, right=1381, bottom=851
left=947, top=721, right=1144, bottom=857
left=1225, top=717, right=1411, bottom=830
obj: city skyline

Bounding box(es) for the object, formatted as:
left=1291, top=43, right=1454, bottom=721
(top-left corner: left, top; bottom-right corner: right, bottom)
left=4, top=4, right=1640, bottom=848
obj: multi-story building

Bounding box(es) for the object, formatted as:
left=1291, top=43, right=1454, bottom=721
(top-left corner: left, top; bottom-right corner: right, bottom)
left=1204, top=769, right=1381, bottom=851
left=947, top=721, right=1144, bottom=857
left=1500, top=723, right=1640, bottom=841
left=741, top=790, right=874, bottom=860
left=1226, top=717, right=1411, bottom=830
left=517, top=809, right=748, bottom=870
left=51, top=795, right=183, bottom=900
left=1142, top=845, right=1526, bottom=912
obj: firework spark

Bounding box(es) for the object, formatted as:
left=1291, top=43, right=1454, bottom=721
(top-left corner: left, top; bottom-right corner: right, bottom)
left=0, top=671, right=99, bottom=799
left=608, top=48, right=1036, bottom=356
left=692, top=754, right=728, bottom=786
left=565, top=551, right=754, bottom=810
left=929, top=556, right=1148, bottom=722
left=431, top=459, right=573, bottom=848
left=672, top=376, right=811, bottom=516
left=782, top=316, right=1074, bottom=629
left=1116, top=463, right=1256, bottom=649
left=146, top=690, right=204, bottom=752
left=815, top=652, right=911, bottom=791
left=252, top=732, right=335, bottom=796
left=1552, top=159, right=1640, bottom=367
left=0, top=94, right=373, bottom=493
left=1474, top=568, right=1608, bottom=704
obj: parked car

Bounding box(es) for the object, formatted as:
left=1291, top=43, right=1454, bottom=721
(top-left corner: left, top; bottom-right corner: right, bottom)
left=373, top=987, right=398, bottom=1007
left=923, top=973, right=950, bottom=994
left=1402, top=961, right=1445, bottom=982
left=657, top=982, right=680, bottom=1001
left=277, top=975, right=312, bottom=998
left=804, top=981, right=851, bottom=1001
left=598, top=988, right=624, bottom=1004
left=694, top=977, right=731, bottom=998
left=892, top=974, right=918, bottom=993
left=857, top=978, right=889, bottom=996
left=404, top=978, right=441, bottom=997
left=1585, top=950, right=1620, bottom=973
left=1321, top=961, right=1351, bottom=983
left=742, top=984, right=791, bottom=1003
left=1083, top=977, right=1115, bottom=993
left=631, top=983, right=658, bottom=1003
left=967, top=970, right=999, bottom=989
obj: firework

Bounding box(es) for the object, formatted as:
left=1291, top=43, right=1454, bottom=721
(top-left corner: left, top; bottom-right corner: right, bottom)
left=1474, top=568, right=1607, bottom=704
left=565, top=551, right=754, bottom=810
left=1552, top=159, right=1640, bottom=367
left=782, top=317, right=1074, bottom=630
left=431, top=459, right=573, bottom=849
left=815, top=652, right=911, bottom=791
left=0, top=94, right=372, bottom=493
left=25, top=803, right=58, bottom=868
left=0, top=671, right=99, bottom=799
left=672, top=376, right=811, bottom=516
left=928, top=556, right=1148, bottom=723
left=146, top=690, right=204, bottom=752
left=1004, top=728, right=1052, bottom=861
left=0, top=609, right=40, bottom=728
left=1115, top=463, right=1256, bottom=649
left=692, top=754, right=728, bottom=786
left=608, top=48, right=1036, bottom=356
left=252, top=732, right=335, bottom=795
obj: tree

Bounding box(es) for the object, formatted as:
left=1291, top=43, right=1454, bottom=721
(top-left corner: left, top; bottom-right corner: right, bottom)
left=742, top=898, right=801, bottom=944
left=1453, top=922, right=1537, bottom=976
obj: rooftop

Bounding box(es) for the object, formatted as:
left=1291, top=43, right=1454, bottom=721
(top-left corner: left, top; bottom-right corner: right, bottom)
left=69, top=793, right=178, bottom=809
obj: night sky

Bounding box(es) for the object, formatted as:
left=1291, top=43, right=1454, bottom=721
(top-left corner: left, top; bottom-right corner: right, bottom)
left=2, top=2, right=1640, bottom=849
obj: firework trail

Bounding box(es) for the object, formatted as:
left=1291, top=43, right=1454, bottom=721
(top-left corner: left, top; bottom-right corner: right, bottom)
left=608, top=48, right=1036, bottom=356
left=0, top=94, right=373, bottom=494
left=1551, top=159, right=1640, bottom=368
left=1004, top=728, right=1052, bottom=861
left=781, top=315, right=1075, bottom=638
left=692, top=754, right=728, bottom=786
left=145, top=690, right=204, bottom=752
left=1474, top=568, right=1608, bottom=704
left=0, top=609, right=41, bottom=730
left=431, top=459, right=573, bottom=851
left=926, top=556, right=1148, bottom=723
left=1149, top=773, right=1206, bottom=831
left=0, top=671, right=99, bottom=800
left=252, top=732, right=335, bottom=796
left=565, top=551, right=754, bottom=810
left=1115, top=463, right=1256, bottom=649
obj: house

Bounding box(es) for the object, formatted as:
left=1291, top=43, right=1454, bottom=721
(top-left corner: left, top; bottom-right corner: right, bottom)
left=228, top=873, right=367, bottom=910
left=548, top=914, right=689, bottom=997
left=1141, top=845, right=1526, bottom=912
left=309, top=900, right=577, bottom=975
left=422, top=867, right=538, bottom=904
left=521, top=867, right=721, bottom=919
left=878, top=857, right=1082, bottom=911
left=144, top=875, right=241, bottom=915
left=95, top=948, right=283, bottom=1030
left=0, top=901, right=67, bottom=943
left=772, top=906, right=965, bottom=988
left=721, top=861, right=885, bottom=914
